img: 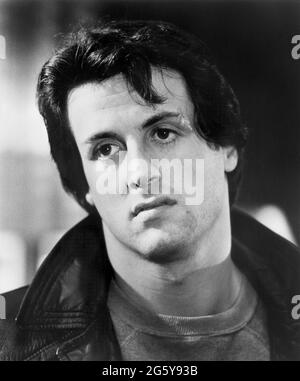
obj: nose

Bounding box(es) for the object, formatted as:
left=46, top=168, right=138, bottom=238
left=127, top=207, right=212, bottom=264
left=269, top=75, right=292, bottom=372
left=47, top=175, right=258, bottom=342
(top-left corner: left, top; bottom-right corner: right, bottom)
left=125, top=143, right=160, bottom=194
left=128, top=166, right=160, bottom=193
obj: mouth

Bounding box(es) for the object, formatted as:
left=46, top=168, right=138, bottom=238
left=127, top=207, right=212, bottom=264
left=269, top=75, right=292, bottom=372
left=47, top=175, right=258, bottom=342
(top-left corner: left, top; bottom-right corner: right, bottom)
left=131, top=196, right=177, bottom=218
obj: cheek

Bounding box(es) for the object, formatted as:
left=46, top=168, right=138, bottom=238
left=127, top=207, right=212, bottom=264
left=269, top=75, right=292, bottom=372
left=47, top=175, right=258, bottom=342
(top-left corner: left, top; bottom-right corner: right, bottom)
left=81, top=159, right=129, bottom=224
left=80, top=158, right=98, bottom=190
left=203, top=153, right=227, bottom=202
left=81, top=160, right=118, bottom=213
left=93, top=194, right=115, bottom=217
left=181, top=140, right=226, bottom=199
left=83, top=160, right=116, bottom=196
left=89, top=172, right=122, bottom=218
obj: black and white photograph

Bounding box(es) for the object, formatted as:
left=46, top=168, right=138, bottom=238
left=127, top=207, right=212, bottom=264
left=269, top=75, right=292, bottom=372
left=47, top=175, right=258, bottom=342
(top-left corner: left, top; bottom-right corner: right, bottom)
left=0, top=0, right=300, bottom=364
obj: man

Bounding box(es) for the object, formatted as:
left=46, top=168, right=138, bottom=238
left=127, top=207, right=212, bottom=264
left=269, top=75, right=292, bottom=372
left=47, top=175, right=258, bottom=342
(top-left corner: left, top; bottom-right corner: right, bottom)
left=1, top=20, right=300, bottom=361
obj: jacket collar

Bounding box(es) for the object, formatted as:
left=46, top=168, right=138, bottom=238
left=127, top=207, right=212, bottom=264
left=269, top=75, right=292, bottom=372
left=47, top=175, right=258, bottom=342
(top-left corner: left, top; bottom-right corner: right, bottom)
left=231, top=209, right=300, bottom=360
left=16, top=213, right=112, bottom=330
left=16, top=208, right=300, bottom=360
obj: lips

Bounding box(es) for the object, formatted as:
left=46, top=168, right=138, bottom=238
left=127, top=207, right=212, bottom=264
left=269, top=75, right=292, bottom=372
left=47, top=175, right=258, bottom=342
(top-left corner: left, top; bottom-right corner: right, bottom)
left=131, top=196, right=177, bottom=218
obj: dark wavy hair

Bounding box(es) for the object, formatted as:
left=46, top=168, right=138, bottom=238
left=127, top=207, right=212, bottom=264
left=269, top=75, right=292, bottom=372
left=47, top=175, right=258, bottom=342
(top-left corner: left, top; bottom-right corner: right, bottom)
left=37, top=19, right=248, bottom=214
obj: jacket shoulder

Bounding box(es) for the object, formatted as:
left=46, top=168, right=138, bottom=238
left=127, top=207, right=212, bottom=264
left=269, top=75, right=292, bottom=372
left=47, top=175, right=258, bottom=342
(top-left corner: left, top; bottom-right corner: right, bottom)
left=1, top=286, right=29, bottom=321
left=231, top=207, right=300, bottom=257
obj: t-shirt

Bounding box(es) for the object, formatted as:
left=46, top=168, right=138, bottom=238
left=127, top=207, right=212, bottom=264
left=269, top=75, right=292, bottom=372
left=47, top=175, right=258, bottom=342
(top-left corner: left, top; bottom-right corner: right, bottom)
left=107, top=274, right=271, bottom=361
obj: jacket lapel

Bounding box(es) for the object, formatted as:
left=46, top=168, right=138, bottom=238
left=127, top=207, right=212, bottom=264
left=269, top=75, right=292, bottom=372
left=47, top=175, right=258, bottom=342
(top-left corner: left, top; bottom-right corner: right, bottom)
left=231, top=208, right=300, bottom=360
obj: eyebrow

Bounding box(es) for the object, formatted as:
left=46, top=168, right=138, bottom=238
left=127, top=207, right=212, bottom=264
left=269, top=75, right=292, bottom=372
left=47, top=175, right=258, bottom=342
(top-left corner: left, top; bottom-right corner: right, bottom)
left=141, top=111, right=181, bottom=129
left=84, top=111, right=181, bottom=145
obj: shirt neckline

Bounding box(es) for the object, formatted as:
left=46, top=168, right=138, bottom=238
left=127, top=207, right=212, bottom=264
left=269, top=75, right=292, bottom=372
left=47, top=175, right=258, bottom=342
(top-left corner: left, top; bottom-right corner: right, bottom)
left=107, top=273, right=258, bottom=337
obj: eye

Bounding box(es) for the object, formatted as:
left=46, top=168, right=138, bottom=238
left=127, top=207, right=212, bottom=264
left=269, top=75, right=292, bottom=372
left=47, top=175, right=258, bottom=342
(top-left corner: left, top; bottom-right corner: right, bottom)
left=91, top=142, right=121, bottom=160
left=152, top=127, right=178, bottom=145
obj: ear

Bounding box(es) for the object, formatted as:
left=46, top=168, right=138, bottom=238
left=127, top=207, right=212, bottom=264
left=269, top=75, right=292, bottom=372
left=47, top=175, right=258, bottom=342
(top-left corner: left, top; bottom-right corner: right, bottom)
left=223, top=146, right=238, bottom=173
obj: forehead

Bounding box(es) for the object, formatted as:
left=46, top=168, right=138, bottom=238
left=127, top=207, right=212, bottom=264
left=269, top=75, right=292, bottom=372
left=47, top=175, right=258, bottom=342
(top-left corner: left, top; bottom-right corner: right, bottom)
left=67, top=68, right=194, bottom=140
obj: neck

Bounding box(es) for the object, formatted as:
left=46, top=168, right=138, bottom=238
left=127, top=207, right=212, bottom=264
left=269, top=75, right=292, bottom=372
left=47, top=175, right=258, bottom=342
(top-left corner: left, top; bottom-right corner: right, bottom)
left=103, top=205, right=242, bottom=317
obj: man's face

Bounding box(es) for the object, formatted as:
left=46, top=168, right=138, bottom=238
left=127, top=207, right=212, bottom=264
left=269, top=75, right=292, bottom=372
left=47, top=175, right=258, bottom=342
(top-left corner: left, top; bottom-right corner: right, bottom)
left=68, top=68, right=236, bottom=264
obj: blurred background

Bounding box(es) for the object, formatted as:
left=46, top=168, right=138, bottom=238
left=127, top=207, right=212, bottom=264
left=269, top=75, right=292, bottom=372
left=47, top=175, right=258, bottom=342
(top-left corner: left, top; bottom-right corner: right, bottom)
left=0, top=0, right=299, bottom=293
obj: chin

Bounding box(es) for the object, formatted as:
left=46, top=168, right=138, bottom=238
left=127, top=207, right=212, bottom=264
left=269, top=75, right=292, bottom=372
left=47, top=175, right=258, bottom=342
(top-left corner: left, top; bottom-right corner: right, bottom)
left=133, top=228, right=189, bottom=264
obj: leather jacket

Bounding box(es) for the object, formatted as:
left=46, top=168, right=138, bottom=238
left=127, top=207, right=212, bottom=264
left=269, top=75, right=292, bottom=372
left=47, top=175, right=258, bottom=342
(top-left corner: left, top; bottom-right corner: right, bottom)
left=1, top=208, right=300, bottom=361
